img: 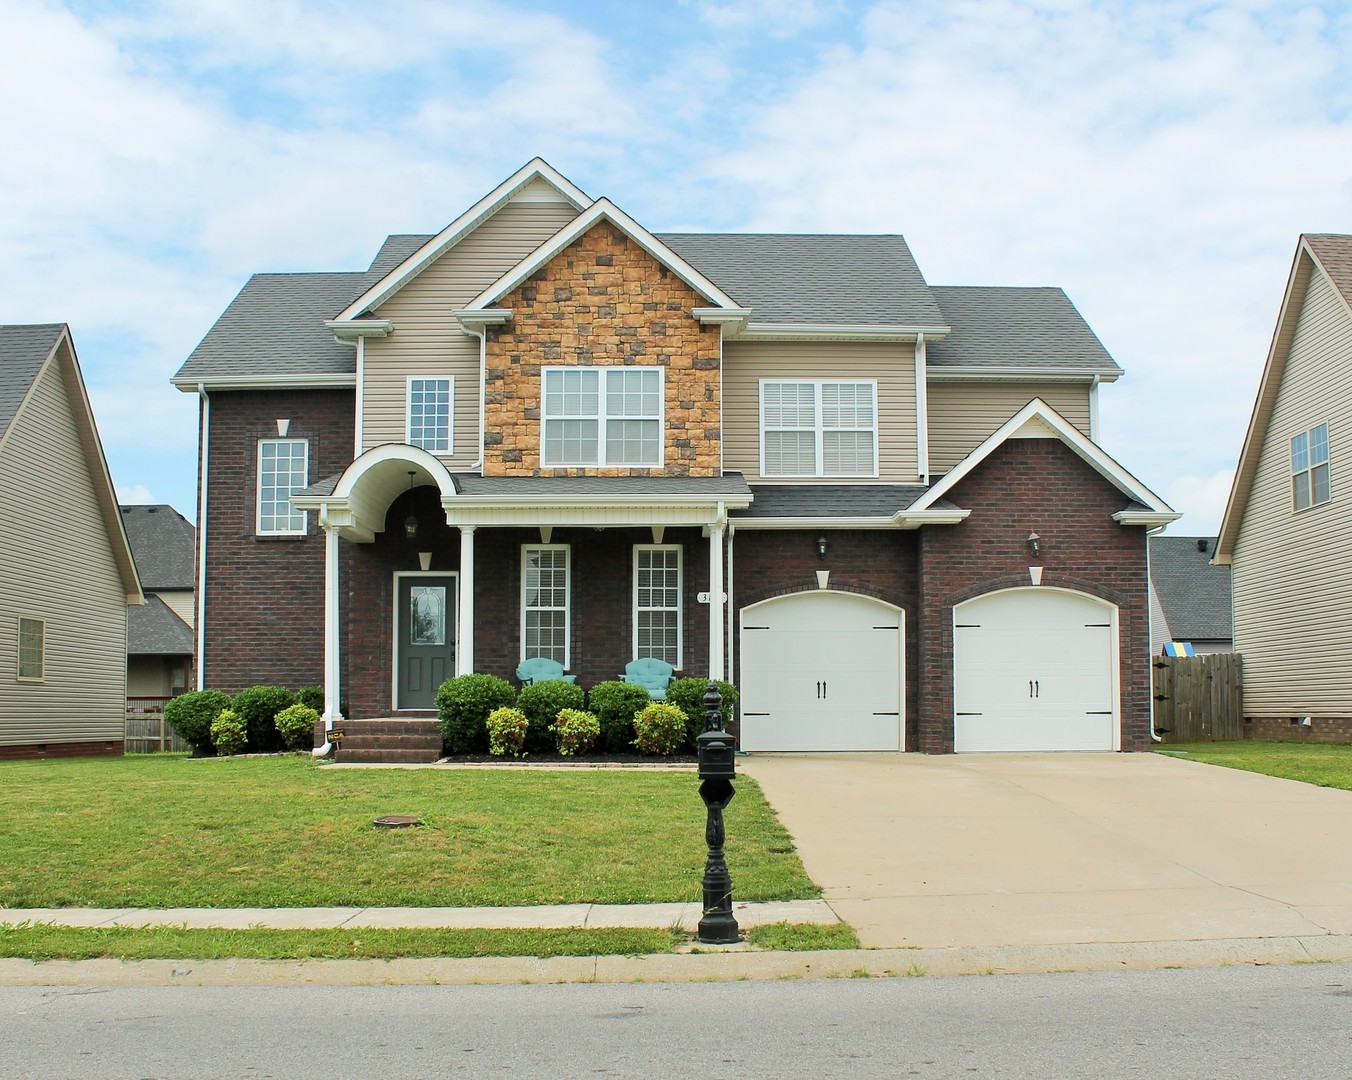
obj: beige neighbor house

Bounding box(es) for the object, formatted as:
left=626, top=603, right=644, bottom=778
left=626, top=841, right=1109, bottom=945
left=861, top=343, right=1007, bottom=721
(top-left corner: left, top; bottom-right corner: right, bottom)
left=0, top=324, right=143, bottom=760
left=1216, top=235, right=1352, bottom=741
left=120, top=504, right=195, bottom=703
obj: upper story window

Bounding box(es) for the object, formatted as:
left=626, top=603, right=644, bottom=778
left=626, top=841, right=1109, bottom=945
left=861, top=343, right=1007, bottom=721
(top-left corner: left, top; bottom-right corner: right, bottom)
left=542, top=367, right=663, bottom=467
left=761, top=380, right=877, bottom=477
left=17, top=617, right=43, bottom=681
left=521, top=545, right=570, bottom=666
left=257, top=439, right=308, bottom=535
left=408, top=377, right=453, bottom=453
left=634, top=545, right=682, bottom=667
left=1291, top=422, right=1330, bottom=511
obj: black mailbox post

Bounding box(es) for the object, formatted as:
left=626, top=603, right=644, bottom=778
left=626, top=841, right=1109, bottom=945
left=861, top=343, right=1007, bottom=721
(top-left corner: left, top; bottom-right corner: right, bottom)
left=696, top=680, right=739, bottom=944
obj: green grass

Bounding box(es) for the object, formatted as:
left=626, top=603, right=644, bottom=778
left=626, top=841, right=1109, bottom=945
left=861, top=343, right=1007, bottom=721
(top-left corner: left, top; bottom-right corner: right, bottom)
left=1158, top=741, right=1352, bottom=791
left=0, top=755, right=817, bottom=908
left=744, top=921, right=860, bottom=951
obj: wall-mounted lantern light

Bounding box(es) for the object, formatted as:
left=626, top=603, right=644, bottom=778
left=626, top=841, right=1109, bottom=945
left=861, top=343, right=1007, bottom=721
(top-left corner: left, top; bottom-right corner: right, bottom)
left=816, top=535, right=828, bottom=560
left=1026, top=531, right=1041, bottom=558
left=404, top=515, right=418, bottom=543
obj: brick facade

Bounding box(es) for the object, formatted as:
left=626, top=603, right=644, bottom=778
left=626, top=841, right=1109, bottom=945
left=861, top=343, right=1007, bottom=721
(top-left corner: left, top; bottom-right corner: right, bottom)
left=1244, top=716, right=1352, bottom=743
left=0, top=740, right=122, bottom=761
left=483, top=222, right=722, bottom=477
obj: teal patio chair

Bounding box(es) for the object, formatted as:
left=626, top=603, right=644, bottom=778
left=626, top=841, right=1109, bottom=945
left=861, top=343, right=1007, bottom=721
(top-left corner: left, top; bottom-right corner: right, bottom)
left=620, top=658, right=675, bottom=700
left=516, top=657, right=577, bottom=686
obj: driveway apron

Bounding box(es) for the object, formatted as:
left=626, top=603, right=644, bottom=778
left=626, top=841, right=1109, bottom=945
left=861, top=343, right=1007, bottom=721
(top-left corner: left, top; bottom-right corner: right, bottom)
left=740, top=752, right=1352, bottom=949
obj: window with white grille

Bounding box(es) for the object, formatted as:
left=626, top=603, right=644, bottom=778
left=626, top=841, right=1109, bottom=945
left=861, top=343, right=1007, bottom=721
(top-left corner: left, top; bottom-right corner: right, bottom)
left=407, top=377, right=453, bottom=453
left=761, top=380, right=876, bottom=477
left=521, top=545, right=570, bottom=665
left=542, top=367, right=663, bottom=467
left=1292, top=422, right=1331, bottom=511
left=257, top=439, right=308, bottom=534
left=17, top=617, right=43, bottom=681
left=634, top=546, right=682, bottom=667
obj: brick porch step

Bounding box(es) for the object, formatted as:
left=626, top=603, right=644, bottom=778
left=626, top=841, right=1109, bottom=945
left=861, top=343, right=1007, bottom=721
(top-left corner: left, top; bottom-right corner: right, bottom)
left=328, top=718, right=443, bottom=764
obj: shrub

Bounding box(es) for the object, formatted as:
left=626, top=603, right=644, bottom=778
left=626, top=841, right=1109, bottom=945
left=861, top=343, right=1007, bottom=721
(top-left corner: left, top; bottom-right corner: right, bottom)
left=633, top=702, right=689, bottom=756
left=588, top=681, right=652, bottom=753
left=517, top=680, right=585, bottom=754
left=163, top=690, right=231, bottom=756
left=274, top=703, right=321, bottom=751
left=295, top=686, right=325, bottom=713
left=666, top=678, right=740, bottom=749
left=210, top=708, right=249, bottom=756
left=437, top=674, right=516, bottom=754
left=231, top=685, right=295, bottom=753
left=485, top=707, right=530, bottom=757
left=552, top=708, right=601, bottom=757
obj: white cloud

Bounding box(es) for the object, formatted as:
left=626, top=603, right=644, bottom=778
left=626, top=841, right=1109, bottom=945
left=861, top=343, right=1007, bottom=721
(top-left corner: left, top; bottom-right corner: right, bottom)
left=116, top=483, right=158, bottom=505
left=1159, top=468, right=1238, bottom=538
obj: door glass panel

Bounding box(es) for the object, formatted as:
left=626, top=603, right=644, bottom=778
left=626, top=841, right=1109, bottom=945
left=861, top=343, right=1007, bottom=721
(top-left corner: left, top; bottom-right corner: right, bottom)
left=410, top=586, right=446, bottom=645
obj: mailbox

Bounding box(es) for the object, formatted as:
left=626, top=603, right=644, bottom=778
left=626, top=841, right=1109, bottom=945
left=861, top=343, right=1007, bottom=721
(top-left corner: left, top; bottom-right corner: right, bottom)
left=696, top=728, right=736, bottom=781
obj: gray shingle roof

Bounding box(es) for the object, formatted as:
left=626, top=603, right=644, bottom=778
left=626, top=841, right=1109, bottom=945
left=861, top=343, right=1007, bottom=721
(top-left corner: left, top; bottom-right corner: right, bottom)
left=734, top=484, right=930, bottom=518
left=656, top=234, right=946, bottom=326
left=453, top=473, right=752, bottom=497
left=0, top=324, right=63, bottom=439
left=927, top=287, right=1122, bottom=375
left=1305, top=234, right=1352, bottom=308
left=1150, top=535, right=1233, bottom=642
left=127, top=594, right=194, bottom=656
left=120, top=504, right=195, bottom=590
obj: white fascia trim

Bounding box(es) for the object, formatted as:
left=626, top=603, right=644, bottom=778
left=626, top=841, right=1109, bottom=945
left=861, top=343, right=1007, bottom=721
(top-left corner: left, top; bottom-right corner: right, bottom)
left=729, top=517, right=905, bottom=530
left=443, top=492, right=753, bottom=510
left=332, top=158, right=592, bottom=322
left=454, top=309, right=513, bottom=332
left=736, top=322, right=950, bottom=342
left=325, top=319, right=393, bottom=340
left=1113, top=510, right=1183, bottom=527
left=927, top=367, right=1118, bottom=382
left=461, top=198, right=742, bottom=314
left=172, top=373, right=356, bottom=392
left=913, top=397, right=1175, bottom=516
left=892, top=509, right=972, bottom=529
left=693, top=307, right=752, bottom=336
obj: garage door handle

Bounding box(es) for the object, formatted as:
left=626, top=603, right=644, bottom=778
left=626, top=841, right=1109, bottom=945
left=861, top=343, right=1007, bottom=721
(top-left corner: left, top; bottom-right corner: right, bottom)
left=816, top=680, right=828, bottom=699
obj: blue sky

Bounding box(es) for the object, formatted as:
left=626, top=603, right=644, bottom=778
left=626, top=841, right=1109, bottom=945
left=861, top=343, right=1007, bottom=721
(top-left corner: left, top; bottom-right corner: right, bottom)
left=4, top=0, right=1351, bottom=534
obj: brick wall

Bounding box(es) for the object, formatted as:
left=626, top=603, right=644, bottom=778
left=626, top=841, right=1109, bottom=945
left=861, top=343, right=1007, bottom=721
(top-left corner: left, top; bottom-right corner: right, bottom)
left=0, top=740, right=122, bottom=761
left=483, top=222, right=722, bottom=477
left=916, top=439, right=1152, bottom=753
left=1244, top=716, right=1352, bottom=742
left=200, top=389, right=354, bottom=694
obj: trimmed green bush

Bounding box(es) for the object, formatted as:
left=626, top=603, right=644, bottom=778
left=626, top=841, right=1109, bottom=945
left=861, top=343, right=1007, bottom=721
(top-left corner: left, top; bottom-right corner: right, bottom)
left=485, top=707, right=530, bottom=757
left=210, top=709, right=249, bottom=756
left=666, top=678, right=740, bottom=748
left=517, top=680, right=585, bottom=755
left=588, top=681, right=652, bottom=753
left=162, top=690, right=231, bottom=756
left=231, top=685, right=295, bottom=753
left=633, top=703, right=688, bottom=756
left=552, top=708, right=601, bottom=757
left=294, top=686, right=325, bottom=713
left=437, top=674, right=516, bottom=754
left=274, top=703, right=321, bottom=751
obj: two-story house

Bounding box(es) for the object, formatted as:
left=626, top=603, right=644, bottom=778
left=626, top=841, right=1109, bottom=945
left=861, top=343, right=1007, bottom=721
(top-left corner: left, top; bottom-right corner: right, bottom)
left=173, top=159, right=1177, bottom=757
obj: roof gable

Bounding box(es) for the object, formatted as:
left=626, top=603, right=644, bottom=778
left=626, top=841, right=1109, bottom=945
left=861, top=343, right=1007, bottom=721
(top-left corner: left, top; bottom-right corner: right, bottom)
left=120, top=504, right=196, bottom=590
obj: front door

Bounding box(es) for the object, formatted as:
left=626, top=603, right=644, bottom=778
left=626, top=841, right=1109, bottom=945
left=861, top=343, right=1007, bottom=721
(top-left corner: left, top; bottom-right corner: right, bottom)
left=396, top=574, right=457, bottom=709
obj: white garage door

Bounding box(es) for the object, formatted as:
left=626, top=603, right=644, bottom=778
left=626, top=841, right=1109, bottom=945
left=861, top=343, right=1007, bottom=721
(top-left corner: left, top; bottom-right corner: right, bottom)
left=954, top=588, right=1117, bottom=752
left=740, top=591, right=903, bottom=752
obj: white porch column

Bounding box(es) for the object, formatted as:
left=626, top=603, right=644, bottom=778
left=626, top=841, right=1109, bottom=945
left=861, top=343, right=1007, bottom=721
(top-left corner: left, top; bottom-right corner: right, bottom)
left=321, top=517, right=344, bottom=727
left=708, top=518, right=726, bottom=680
left=458, top=525, right=476, bottom=675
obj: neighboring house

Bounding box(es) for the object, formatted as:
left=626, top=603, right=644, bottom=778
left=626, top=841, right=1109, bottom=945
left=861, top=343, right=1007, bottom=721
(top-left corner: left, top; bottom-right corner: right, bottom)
left=173, top=159, right=1177, bottom=758
left=120, top=504, right=196, bottom=702
left=1148, top=536, right=1233, bottom=655
left=0, top=324, right=143, bottom=759
left=1216, top=234, right=1352, bottom=741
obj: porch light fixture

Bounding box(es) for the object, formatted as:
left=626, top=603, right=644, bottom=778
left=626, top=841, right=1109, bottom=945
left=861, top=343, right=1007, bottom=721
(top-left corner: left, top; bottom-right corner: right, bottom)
left=404, top=514, right=418, bottom=542
left=816, top=535, right=828, bottom=560
left=1026, top=531, right=1041, bottom=557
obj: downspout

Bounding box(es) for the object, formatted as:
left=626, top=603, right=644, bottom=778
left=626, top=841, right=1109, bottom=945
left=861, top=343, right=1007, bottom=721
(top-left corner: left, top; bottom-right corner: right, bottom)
left=725, top=523, right=735, bottom=689
left=1089, top=375, right=1101, bottom=443
left=194, top=384, right=210, bottom=690
left=354, top=336, right=365, bottom=458
left=1146, top=524, right=1164, bottom=743
left=469, top=324, right=487, bottom=470
left=915, top=333, right=929, bottom=484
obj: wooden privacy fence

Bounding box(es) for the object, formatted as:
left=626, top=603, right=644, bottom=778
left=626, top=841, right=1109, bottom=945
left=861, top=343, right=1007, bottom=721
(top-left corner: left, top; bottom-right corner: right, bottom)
left=1152, top=652, right=1243, bottom=743
left=125, top=698, right=191, bottom=753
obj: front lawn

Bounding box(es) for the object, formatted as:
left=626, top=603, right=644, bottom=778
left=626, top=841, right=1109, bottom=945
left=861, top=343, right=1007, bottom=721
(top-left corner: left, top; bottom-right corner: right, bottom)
left=0, top=755, right=816, bottom=908
left=1158, top=741, right=1352, bottom=791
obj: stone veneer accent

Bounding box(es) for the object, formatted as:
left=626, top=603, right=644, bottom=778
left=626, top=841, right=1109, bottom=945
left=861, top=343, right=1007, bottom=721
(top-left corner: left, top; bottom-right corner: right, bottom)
left=483, top=222, right=722, bottom=477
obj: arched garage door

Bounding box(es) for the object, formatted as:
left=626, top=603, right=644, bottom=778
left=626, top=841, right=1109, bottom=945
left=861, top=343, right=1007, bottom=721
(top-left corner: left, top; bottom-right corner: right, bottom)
left=740, top=592, right=904, bottom=752
left=953, top=588, right=1118, bottom=752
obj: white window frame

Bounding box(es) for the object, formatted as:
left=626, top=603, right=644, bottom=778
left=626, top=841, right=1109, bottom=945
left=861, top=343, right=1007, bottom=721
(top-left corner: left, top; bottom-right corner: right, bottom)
left=256, top=438, right=309, bottom=535
left=406, top=376, right=454, bottom=453
left=17, top=616, right=44, bottom=682
left=541, top=366, right=665, bottom=468
left=520, top=544, right=571, bottom=667
left=633, top=545, right=683, bottom=668
left=1291, top=421, right=1331, bottom=512
left=759, top=379, right=879, bottom=478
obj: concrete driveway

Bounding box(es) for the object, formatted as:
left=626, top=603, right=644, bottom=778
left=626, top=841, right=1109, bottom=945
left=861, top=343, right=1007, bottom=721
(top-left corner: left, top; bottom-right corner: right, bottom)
left=741, top=751, right=1352, bottom=950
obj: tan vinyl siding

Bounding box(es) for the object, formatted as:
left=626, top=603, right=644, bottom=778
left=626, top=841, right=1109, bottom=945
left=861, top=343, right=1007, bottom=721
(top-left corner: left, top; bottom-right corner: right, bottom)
left=362, top=200, right=580, bottom=460
left=926, top=381, right=1092, bottom=472
left=723, top=340, right=918, bottom=482
left=0, top=359, right=128, bottom=745
left=1231, top=269, right=1352, bottom=717
left=157, top=589, right=195, bottom=628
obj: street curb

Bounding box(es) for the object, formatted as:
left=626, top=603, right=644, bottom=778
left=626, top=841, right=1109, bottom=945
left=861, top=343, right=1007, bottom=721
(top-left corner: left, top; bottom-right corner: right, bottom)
left=4, top=934, right=1352, bottom=986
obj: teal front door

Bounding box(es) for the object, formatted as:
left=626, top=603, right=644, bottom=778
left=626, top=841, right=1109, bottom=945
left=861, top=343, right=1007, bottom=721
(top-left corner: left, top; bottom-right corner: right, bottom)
left=397, top=575, right=456, bottom=709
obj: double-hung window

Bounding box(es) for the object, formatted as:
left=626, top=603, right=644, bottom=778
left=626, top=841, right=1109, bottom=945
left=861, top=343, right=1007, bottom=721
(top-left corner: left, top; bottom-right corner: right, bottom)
left=257, top=439, right=308, bottom=535
left=634, top=546, right=682, bottom=667
left=761, top=380, right=877, bottom=477
left=1292, top=422, right=1331, bottom=511
left=407, top=377, right=453, bottom=453
left=17, top=617, right=43, bottom=681
left=542, top=367, right=663, bottom=467
left=521, top=545, right=570, bottom=665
